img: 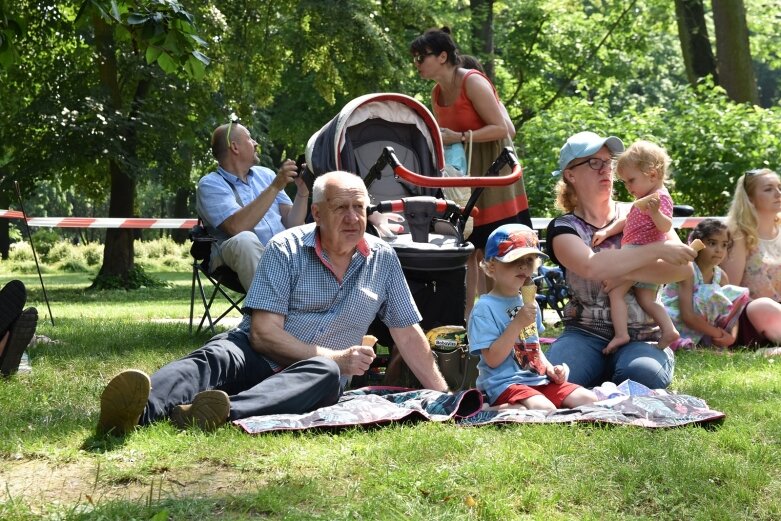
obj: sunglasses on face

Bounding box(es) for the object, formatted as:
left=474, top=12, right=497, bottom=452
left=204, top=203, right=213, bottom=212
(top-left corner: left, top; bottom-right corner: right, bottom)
left=413, top=52, right=436, bottom=64
left=569, top=157, right=613, bottom=171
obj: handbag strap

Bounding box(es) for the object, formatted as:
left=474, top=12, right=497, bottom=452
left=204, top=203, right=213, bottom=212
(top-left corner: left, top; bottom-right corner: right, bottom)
left=466, top=130, right=473, bottom=176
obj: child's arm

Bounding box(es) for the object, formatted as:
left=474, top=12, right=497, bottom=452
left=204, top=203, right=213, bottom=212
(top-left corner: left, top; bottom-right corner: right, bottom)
left=677, top=275, right=727, bottom=341
left=646, top=192, right=672, bottom=233
left=648, top=193, right=673, bottom=233
left=480, top=304, right=537, bottom=368
left=592, top=215, right=626, bottom=247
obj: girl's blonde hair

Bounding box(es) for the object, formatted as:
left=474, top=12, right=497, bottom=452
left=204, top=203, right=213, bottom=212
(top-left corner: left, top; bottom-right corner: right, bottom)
left=726, top=169, right=781, bottom=250
left=615, top=140, right=671, bottom=182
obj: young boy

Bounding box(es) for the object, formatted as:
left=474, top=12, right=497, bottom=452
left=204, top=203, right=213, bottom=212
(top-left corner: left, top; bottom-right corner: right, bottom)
left=468, top=224, right=597, bottom=410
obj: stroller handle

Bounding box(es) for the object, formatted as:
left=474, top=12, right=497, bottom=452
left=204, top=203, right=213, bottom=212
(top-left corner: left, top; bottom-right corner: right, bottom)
left=372, top=146, right=522, bottom=188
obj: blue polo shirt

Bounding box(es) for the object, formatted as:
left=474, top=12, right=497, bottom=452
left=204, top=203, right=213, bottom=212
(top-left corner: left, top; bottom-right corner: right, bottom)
left=196, top=165, right=292, bottom=246
left=238, top=223, right=422, bottom=372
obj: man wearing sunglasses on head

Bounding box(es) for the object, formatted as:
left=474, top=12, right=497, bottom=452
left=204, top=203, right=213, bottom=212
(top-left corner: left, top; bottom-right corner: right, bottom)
left=196, top=120, right=310, bottom=292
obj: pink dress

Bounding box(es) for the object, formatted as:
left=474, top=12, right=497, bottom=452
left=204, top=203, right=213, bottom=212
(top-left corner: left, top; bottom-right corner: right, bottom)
left=622, top=188, right=674, bottom=246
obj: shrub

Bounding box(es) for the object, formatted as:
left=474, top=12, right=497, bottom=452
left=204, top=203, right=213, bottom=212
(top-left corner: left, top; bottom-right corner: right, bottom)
left=45, top=241, right=82, bottom=264
left=136, top=237, right=186, bottom=260
left=82, top=242, right=103, bottom=266
left=8, top=242, right=33, bottom=263
left=30, top=229, right=61, bottom=256
left=58, top=258, right=90, bottom=273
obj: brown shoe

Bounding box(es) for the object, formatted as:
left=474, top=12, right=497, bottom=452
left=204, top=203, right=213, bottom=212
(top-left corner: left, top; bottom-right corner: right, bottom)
left=171, top=390, right=230, bottom=431
left=97, top=369, right=151, bottom=436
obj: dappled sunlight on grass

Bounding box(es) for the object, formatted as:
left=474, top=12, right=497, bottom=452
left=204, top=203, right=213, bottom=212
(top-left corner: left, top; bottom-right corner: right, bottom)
left=1, top=269, right=781, bottom=519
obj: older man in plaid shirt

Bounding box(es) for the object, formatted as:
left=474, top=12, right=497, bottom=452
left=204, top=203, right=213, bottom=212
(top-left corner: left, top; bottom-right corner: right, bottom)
left=97, top=171, right=449, bottom=435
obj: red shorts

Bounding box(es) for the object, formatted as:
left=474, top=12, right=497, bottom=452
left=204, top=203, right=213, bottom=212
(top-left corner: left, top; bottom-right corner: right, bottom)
left=492, top=381, right=582, bottom=408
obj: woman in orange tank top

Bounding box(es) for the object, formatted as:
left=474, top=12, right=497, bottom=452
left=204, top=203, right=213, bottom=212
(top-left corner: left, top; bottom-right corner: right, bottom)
left=411, top=27, right=532, bottom=321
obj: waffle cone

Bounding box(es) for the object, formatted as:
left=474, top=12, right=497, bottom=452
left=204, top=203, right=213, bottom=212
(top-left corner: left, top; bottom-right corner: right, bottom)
left=690, top=238, right=705, bottom=252
left=362, top=335, right=378, bottom=347
left=521, top=285, right=537, bottom=305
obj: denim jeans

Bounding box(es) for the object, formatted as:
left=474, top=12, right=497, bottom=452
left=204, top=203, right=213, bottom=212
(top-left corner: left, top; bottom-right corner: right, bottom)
left=545, top=329, right=675, bottom=389
left=141, top=329, right=341, bottom=424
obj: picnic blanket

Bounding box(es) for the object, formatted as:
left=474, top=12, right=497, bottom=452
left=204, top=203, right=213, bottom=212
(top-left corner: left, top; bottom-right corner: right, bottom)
left=234, top=380, right=725, bottom=434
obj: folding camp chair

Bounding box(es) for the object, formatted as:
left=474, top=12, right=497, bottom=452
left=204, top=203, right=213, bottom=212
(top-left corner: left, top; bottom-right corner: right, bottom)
left=188, top=221, right=246, bottom=334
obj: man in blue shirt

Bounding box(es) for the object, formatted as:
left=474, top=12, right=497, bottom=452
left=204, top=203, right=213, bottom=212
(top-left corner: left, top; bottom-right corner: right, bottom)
left=97, top=171, right=449, bottom=435
left=196, top=120, right=310, bottom=291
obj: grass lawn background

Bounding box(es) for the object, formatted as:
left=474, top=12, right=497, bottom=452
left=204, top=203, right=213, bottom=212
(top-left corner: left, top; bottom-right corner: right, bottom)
left=1, top=263, right=780, bottom=520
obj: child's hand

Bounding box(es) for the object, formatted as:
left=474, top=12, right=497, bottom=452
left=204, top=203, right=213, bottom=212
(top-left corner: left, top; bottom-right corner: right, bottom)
left=512, top=303, right=537, bottom=329
left=548, top=363, right=569, bottom=384
left=712, top=328, right=735, bottom=347
left=646, top=194, right=661, bottom=214
left=592, top=230, right=608, bottom=247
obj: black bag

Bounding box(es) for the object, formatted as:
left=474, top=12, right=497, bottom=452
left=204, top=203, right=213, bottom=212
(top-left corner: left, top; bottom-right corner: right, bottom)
left=427, top=326, right=478, bottom=391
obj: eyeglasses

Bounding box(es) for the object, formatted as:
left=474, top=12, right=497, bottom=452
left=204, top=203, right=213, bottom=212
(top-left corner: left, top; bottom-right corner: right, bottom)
left=569, top=157, right=613, bottom=171
left=413, top=52, right=436, bottom=64
left=226, top=117, right=239, bottom=148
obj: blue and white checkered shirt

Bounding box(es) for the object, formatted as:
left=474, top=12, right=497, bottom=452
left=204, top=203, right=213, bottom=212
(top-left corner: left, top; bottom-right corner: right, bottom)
left=238, top=223, right=422, bottom=371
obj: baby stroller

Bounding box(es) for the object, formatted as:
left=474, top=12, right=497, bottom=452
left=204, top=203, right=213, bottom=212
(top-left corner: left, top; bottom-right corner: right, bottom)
left=305, top=93, right=523, bottom=389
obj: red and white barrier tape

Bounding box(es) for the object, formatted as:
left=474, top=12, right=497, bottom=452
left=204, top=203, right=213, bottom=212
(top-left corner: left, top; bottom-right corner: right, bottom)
left=2, top=209, right=718, bottom=230
left=1, top=210, right=196, bottom=229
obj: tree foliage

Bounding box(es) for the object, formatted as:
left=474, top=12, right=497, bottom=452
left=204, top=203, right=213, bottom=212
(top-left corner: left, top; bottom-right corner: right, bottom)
left=1, top=0, right=781, bottom=277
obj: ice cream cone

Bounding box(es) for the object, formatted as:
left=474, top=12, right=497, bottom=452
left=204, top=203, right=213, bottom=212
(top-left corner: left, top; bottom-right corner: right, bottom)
left=521, top=284, right=537, bottom=305
left=362, top=335, right=378, bottom=347
left=690, top=238, right=705, bottom=252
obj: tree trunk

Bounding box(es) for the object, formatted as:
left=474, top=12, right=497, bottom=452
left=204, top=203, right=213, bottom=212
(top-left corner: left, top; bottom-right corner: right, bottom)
left=469, top=0, right=494, bottom=81
left=90, top=14, right=150, bottom=287
left=674, top=0, right=717, bottom=86
left=712, top=0, right=758, bottom=104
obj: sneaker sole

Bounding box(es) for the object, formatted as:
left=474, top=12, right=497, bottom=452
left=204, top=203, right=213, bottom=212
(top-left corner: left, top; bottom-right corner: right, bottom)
left=172, top=390, right=230, bottom=431
left=97, top=369, right=151, bottom=436
left=0, top=308, right=37, bottom=376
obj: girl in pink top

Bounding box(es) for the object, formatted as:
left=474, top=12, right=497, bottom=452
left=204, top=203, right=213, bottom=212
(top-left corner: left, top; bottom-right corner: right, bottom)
left=592, top=140, right=680, bottom=353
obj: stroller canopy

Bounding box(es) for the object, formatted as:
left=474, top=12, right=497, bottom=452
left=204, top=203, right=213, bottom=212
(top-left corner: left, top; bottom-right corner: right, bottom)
left=306, top=93, right=445, bottom=203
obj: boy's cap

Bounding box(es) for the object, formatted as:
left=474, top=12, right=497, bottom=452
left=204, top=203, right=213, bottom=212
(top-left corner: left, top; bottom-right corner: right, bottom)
left=485, top=224, right=548, bottom=263
left=552, top=131, right=624, bottom=176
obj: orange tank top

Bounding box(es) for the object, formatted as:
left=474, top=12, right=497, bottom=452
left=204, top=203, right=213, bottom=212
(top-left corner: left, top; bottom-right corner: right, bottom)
left=433, top=70, right=498, bottom=132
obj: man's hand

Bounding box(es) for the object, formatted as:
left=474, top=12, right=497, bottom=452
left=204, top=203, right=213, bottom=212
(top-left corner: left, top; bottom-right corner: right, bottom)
left=273, top=159, right=300, bottom=191
left=330, top=345, right=376, bottom=376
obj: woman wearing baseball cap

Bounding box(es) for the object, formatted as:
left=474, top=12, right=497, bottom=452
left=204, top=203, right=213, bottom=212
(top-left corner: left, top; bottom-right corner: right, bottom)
left=543, top=132, right=696, bottom=389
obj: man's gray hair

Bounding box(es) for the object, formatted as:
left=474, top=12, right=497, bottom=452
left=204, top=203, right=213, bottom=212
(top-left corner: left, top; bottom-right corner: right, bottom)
left=312, top=171, right=368, bottom=204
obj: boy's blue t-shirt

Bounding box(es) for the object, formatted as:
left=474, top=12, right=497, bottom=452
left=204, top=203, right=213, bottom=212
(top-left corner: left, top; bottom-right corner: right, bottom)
left=468, top=293, right=547, bottom=404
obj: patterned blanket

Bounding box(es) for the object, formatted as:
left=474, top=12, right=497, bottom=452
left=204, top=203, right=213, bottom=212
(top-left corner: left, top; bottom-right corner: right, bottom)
left=235, top=382, right=725, bottom=434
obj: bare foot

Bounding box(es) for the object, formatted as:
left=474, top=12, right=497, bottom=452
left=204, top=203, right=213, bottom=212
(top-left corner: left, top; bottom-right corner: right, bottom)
left=656, top=328, right=680, bottom=350
left=602, top=334, right=630, bottom=355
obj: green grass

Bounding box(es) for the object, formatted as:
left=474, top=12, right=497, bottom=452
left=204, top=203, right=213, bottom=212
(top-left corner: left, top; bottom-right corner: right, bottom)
left=1, top=268, right=781, bottom=520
